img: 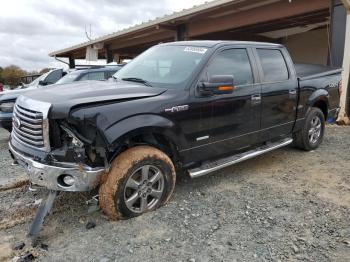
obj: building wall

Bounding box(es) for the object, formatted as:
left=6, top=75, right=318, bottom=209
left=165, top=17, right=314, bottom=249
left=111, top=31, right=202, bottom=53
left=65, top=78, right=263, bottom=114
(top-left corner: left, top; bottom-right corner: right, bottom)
left=282, top=28, right=329, bottom=65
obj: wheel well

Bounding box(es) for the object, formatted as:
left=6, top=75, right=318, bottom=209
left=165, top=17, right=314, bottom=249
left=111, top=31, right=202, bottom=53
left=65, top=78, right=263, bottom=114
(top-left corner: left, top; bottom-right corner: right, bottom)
left=313, top=100, right=328, bottom=119
left=113, top=132, right=180, bottom=167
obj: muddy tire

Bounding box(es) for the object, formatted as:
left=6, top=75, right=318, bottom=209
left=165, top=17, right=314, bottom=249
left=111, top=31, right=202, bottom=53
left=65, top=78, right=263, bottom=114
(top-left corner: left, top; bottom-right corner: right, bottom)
left=99, top=146, right=176, bottom=220
left=293, top=107, right=325, bottom=151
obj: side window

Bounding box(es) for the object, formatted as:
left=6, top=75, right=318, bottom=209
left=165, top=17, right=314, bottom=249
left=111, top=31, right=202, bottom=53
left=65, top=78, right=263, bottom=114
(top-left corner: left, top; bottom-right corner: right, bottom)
left=207, top=49, right=253, bottom=86
left=256, top=49, right=289, bottom=82
left=45, top=70, right=62, bottom=84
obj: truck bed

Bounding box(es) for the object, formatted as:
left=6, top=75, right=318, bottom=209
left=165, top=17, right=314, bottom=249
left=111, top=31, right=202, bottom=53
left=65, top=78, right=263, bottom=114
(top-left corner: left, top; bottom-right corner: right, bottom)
left=295, top=63, right=342, bottom=80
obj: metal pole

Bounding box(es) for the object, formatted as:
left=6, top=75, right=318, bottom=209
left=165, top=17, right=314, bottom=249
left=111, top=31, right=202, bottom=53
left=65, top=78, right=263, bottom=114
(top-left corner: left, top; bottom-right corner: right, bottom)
left=338, top=0, right=350, bottom=124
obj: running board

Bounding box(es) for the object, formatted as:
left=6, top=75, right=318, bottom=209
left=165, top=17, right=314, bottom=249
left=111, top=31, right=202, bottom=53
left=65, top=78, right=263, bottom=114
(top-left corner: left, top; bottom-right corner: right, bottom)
left=188, top=138, right=293, bottom=178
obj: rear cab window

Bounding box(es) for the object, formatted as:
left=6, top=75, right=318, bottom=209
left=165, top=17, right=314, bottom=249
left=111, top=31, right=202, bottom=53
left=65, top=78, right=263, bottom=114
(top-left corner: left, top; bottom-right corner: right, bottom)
left=80, top=72, right=106, bottom=81
left=256, top=49, right=289, bottom=82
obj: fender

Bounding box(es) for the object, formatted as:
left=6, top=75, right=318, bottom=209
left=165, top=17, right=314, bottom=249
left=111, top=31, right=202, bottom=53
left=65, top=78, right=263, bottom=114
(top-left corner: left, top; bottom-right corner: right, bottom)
left=103, top=114, right=186, bottom=152
left=294, top=89, right=330, bottom=132
left=305, top=89, right=329, bottom=114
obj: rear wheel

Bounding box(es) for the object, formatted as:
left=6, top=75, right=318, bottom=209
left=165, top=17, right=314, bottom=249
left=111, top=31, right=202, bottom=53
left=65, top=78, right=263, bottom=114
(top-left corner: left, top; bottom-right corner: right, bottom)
left=99, top=146, right=176, bottom=220
left=293, top=107, right=325, bottom=151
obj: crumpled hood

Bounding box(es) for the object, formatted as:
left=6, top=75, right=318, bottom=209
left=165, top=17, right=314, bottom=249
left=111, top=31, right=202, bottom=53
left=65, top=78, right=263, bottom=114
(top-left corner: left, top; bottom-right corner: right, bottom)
left=19, top=80, right=166, bottom=118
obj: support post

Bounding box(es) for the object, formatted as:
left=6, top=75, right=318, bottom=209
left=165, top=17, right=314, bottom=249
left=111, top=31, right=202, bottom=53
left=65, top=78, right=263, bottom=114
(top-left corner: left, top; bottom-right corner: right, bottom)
left=175, top=24, right=187, bottom=41
left=68, top=56, right=75, bottom=69
left=338, top=0, right=350, bottom=124
left=113, top=54, right=120, bottom=63
left=105, top=45, right=113, bottom=63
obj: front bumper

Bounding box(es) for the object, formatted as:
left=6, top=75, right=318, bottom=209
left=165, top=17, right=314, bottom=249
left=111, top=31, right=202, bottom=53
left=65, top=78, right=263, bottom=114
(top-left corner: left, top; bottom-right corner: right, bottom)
left=9, top=142, right=105, bottom=192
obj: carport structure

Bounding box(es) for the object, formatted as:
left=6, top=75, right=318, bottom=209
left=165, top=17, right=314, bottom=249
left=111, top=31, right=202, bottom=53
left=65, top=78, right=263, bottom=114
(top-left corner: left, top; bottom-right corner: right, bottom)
left=49, top=0, right=350, bottom=122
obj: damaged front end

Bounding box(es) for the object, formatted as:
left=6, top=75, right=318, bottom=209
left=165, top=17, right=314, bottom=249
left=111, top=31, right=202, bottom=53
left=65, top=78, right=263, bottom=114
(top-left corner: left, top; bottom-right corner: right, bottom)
left=9, top=96, right=107, bottom=192
left=9, top=95, right=110, bottom=242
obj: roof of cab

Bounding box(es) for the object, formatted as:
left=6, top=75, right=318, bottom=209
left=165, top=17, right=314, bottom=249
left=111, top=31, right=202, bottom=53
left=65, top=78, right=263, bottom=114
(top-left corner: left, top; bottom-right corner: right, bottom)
left=160, top=40, right=283, bottom=48
left=76, top=66, right=122, bottom=74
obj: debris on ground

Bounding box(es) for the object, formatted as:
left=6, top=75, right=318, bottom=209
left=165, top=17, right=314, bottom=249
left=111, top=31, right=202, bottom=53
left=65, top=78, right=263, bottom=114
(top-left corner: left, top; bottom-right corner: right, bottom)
left=85, top=221, right=96, bottom=230
left=0, top=126, right=349, bottom=261
left=12, top=241, right=25, bottom=250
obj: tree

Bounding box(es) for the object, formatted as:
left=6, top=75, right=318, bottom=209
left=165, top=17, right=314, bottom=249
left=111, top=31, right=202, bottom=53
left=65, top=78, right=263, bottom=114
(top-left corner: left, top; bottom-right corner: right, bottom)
left=39, top=68, right=51, bottom=74
left=1, top=65, right=26, bottom=87
left=0, top=66, right=4, bottom=84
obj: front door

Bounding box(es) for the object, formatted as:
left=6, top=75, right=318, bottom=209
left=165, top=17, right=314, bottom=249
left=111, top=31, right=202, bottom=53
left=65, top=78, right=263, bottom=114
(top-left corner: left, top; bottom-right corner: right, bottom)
left=185, top=47, right=261, bottom=162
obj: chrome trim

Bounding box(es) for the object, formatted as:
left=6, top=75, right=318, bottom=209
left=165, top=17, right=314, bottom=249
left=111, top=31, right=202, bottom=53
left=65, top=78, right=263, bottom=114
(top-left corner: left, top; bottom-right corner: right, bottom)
left=196, top=135, right=209, bottom=141
left=9, top=142, right=106, bottom=192
left=15, top=104, right=42, bottom=118
left=14, top=105, right=42, bottom=122
left=12, top=130, right=44, bottom=146
left=13, top=114, right=42, bottom=129
left=13, top=126, right=43, bottom=140
left=13, top=96, right=51, bottom=152
left=251, top=94, right=261, bottom=101
left=13, top=108, right=42, bottom=124
left=19, top=126, right=42, bottom=135
left=188, top=138, right=293, bottom=178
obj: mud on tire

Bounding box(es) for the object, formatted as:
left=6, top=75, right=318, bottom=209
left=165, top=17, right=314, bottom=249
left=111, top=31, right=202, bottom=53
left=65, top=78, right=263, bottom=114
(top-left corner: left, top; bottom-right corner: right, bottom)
left=99, top=146, right=176, bottom=220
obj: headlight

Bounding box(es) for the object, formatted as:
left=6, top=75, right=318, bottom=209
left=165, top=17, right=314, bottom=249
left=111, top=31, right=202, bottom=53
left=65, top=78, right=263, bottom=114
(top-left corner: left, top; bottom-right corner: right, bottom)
left=60, top=125, right=84, bottom=147
left=0, top=102, right=15, bottom=112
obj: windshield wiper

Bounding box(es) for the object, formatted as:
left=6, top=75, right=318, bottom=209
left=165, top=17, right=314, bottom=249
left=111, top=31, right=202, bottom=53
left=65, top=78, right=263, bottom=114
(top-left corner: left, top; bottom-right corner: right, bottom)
left=121, top=77, right=152, bottom=87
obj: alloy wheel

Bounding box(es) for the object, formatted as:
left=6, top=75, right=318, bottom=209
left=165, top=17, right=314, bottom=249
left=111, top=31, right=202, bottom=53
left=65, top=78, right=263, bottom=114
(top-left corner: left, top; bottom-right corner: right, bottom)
left=308, top=116, right=322, bottom=144
left=123, top=165, right=165, bottom=213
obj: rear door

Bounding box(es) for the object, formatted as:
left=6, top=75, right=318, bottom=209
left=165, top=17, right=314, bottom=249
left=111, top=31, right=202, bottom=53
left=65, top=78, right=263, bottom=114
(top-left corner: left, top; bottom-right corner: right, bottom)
left=253, top=48, right=298, bottom=140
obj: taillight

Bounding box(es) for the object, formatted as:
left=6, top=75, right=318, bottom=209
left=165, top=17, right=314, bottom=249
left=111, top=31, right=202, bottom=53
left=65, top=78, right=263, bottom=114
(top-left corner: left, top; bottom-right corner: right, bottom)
left=339, top=80, right=342, bottom=97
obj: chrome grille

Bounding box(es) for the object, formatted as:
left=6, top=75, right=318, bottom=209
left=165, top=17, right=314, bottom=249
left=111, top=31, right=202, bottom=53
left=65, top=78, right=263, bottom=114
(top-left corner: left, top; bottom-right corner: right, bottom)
left=12, top=104, right=46, bottom=149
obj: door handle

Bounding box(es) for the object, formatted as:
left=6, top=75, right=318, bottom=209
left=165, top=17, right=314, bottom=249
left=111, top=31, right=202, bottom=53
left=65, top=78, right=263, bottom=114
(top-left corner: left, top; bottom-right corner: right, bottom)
left=251, top=94, right=261, bottom=101
left=289, top=90, right=297, bottom=96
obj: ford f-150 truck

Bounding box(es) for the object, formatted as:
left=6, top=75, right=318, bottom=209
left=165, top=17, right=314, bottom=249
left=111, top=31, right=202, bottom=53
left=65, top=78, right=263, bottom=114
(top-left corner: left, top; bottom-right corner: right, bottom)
left=9, top=41, right=341, bottom=233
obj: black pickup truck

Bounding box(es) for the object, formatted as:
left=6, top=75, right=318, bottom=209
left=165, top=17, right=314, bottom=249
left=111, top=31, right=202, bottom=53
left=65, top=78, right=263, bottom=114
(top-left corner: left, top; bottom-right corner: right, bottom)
left=9, top=41, right=341, bottom=223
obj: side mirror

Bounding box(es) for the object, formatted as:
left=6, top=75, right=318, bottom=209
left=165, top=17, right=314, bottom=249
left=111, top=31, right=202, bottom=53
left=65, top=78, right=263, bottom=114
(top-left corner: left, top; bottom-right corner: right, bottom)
left=39, top=80, right=48, bottom=86
left=198, top=75, right=235, bottom=95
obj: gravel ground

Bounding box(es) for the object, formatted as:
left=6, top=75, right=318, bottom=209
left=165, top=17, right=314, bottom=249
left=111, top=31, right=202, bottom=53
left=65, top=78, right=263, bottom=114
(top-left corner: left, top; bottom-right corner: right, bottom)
left=0, top=130, right=26, bottom=188
left=0, top=125, right=349, bottom=262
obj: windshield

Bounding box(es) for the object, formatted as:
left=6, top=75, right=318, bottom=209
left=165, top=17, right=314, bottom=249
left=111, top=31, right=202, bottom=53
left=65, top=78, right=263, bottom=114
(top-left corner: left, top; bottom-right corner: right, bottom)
left=113, top=45, right=208, bottom=88
left=55, top=71, right=81, bottom=85
left=27, top=71, right=50, bottom=87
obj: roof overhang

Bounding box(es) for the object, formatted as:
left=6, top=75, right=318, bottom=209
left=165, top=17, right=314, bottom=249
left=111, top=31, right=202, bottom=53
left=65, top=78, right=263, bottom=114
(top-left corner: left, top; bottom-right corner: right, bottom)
left=49, top=0, right=330, bottom=58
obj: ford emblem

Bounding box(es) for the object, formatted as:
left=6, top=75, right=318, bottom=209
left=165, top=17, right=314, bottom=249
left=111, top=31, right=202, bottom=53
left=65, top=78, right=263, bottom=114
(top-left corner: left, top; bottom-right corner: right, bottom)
left=14, top=117, right=21, bottom=129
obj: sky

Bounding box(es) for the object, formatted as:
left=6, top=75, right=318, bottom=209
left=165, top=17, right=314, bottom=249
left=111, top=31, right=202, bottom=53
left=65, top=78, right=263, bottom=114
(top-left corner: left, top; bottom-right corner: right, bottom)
left=0, top=0, right=209, bottom=71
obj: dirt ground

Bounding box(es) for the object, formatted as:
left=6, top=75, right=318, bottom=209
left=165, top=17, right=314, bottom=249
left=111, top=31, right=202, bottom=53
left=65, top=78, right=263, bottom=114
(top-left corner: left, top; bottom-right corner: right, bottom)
left=0, top=125, right=349, bottom=262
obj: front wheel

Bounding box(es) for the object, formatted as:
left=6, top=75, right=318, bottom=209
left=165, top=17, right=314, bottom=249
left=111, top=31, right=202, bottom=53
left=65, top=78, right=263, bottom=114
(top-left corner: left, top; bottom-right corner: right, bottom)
left=293, top=107, right=325, bottom=151
left=99, top=146, right=176, bottom=220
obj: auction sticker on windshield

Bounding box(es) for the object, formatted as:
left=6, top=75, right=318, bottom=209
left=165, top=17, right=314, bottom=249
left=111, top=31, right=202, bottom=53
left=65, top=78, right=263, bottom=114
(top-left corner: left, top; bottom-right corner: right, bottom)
left=184, top=47, right=207, bottom=54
